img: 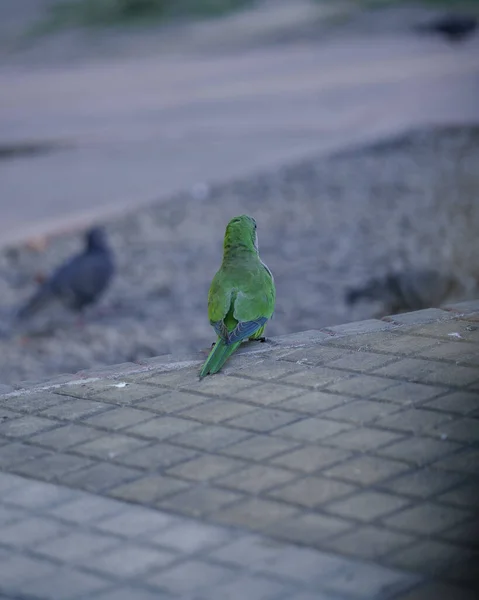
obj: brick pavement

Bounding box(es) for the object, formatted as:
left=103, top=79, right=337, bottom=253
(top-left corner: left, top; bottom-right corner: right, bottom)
left=0, top=301, right=478, bottom=599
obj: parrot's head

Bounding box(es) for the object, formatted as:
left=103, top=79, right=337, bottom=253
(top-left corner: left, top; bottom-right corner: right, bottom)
left=224, top=215, right=258, bottom=252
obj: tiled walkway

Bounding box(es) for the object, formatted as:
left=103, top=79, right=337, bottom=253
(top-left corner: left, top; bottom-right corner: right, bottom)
left=1, top=302, right=478, bottom=599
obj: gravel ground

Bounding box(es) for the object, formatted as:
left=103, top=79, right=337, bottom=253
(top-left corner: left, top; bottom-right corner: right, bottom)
left=1, top=125, right=478, bottom=385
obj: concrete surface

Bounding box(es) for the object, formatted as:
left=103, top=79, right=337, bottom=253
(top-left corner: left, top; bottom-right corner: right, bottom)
left=0, top=300, right=478, bottom=599
left=1, top=2, right=479, bottom=246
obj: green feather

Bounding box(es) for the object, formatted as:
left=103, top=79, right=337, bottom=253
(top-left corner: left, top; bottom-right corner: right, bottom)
left=199, top=338, right=241, bottom=379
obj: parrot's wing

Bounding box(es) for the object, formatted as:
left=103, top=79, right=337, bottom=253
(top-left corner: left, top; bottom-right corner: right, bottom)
left=228, top=264, right=275, bottom=344
left=227, top=316, right=268, bottom=344
left=207, top=272, right=233, bottom=341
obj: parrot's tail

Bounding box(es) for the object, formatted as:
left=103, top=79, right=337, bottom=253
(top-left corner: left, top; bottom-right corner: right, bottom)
left=199, top=338, right=241, bottom=378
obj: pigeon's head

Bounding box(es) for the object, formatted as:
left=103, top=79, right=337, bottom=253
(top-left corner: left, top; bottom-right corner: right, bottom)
left=85, top=227, right=108, bottom=252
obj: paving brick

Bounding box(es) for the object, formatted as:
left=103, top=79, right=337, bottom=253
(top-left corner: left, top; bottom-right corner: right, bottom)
left=324, top=427, right=404, bottom=452
left=204, top=574, right=287, bottom=600
left=326, top=319, right=394, bottom=335
left=1, top=392, right=64, bottom=414
left=147, top=559, right=236, bottom=594
left=17, top=567, right=111, bottom=600
left=388, top=308, right=449, bottom=325
left=268, top=477, right=357, bottom=508
left=325, top=351, right=395, bottom=372
left=209, top=534, right=351, bottom=581
left=29, top=423, right=103, bottom=450
left=13, top=452, right=94, bottom=481
left=435, top=417, right=479, bottom=443
left=81, top=544, right=177, bottom=577
left=91, top=587, right=170, bottom=600
left=279, top=345, right=350, bottom=366
left=325, top=525, right=415, bottom=560
left=45, top=494, right=125, bottom=523
left=135, top=390, right=209, bottom=413
left=411, top=320, right=479, bottom=340
left=124, top=415, right=200, bottom=440
left=0, top=516, right=67, bottom=547
left=324, top=455, right=409, bottom=485
left=0, top=472, right=38, bottom=495
left=270, top=445, right=351, bottom=473
left=177, top=399, right=255, bottom=422
left=417, top=341, right=479, bottom=365
left=329, top=332, right=437, bottom=354
left=217, top=464, right=298, bottom=493
left=276, top=391, right=351, bottom=414
left=324, top=490, right=410, bottom=522
left=39, top=398, right=112, bottom=421
left=321, top=560, right=418, bottom=598
left=220, top=434, right=300, bottom=461
left=35, top=530, right=119, bottom=562
left=272, top=417, right=353, bottom=442
left=440, top=555, right=479, bottom=585
left=230, top=383, right=303, bottom=406
left=0, top=505, right=26, bottom=525
left=135, top=367, right=201, bottom=388
left=108, top=474, right=189, bottom=503
left=170, top=424, right=251, bottom=451
left=58, top=382, right=161, bottom=404
left=2, top=479, right=74, bottom=509
left=379, top=468, right=464, bottom=498
left=424, top=390, right=479, bottom=415
left=181, top=374, right=254, bottom=395
left=373, top=407, right=453, bottom=434
left=377, top=436, right=462, bottom=465
left=386, top=539, right=467, bottom=574
left=96, top=506, right=175, bottom=537
left=280, top=367, right=353, bottom=389
left=83, top=406, right=156, bottom=430
left=0, top=554, right=57, bottom=589
left=72, top=433, right=149, bottom=459
left=0, top=441, right=49, bottom=468
left=436, top=480, right=479, bottom=508
left=325, top=374, right=395, bottom=397
left=374, top=381, right=444, bottom=404
left=266, top=512, right=352, bottom=545
left=115, top=442, right=197, bottom=470
left=151, top=520, right=232, bottom=553
left=0, top=415, right=58, bottom=438
left=228, top=357, right=307, bottom=380
left=225, top=408, right=303, bottom=433
left=432, top=447, right=479, bottom=473
left=61, top=462, right=141, bottom=493
left=394, top=581, right=477, bottom=600
left=158, top=486, right=243, bottom=517
left=320, top=399, right=400, bottom=424
left=166, top=454, right=246, bottom=481
left=439, top=517, right=479, bottom=547
left=214, top=498, right=299, bottom=530
left=383, top=502, right=473, bottom=535
left=373, top=358, right=479, bottom=387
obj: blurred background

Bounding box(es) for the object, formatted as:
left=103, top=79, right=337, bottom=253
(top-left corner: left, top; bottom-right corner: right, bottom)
left=1, top=0, right=479, bottom=386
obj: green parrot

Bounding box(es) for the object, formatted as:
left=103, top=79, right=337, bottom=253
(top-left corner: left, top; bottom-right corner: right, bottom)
left=199, top=215, right=276, bottom=378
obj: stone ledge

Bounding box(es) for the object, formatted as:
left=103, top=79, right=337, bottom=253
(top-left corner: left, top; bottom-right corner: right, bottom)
left=2, top=302, right=477, bottom=399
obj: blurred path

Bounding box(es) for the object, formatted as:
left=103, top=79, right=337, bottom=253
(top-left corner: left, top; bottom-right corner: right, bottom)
left=1, top=6, right=479, bottom=245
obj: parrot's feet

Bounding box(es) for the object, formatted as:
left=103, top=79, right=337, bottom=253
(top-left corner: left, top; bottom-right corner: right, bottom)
left=259, top=337, right=266, bottom=343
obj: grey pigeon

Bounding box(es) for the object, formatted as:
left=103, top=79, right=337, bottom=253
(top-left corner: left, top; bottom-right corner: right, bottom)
left=414, top=14, right=477, bottom=42
left=345, top=268, right=464, bottom=317
left=16, top=227, right=114, bottom=321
